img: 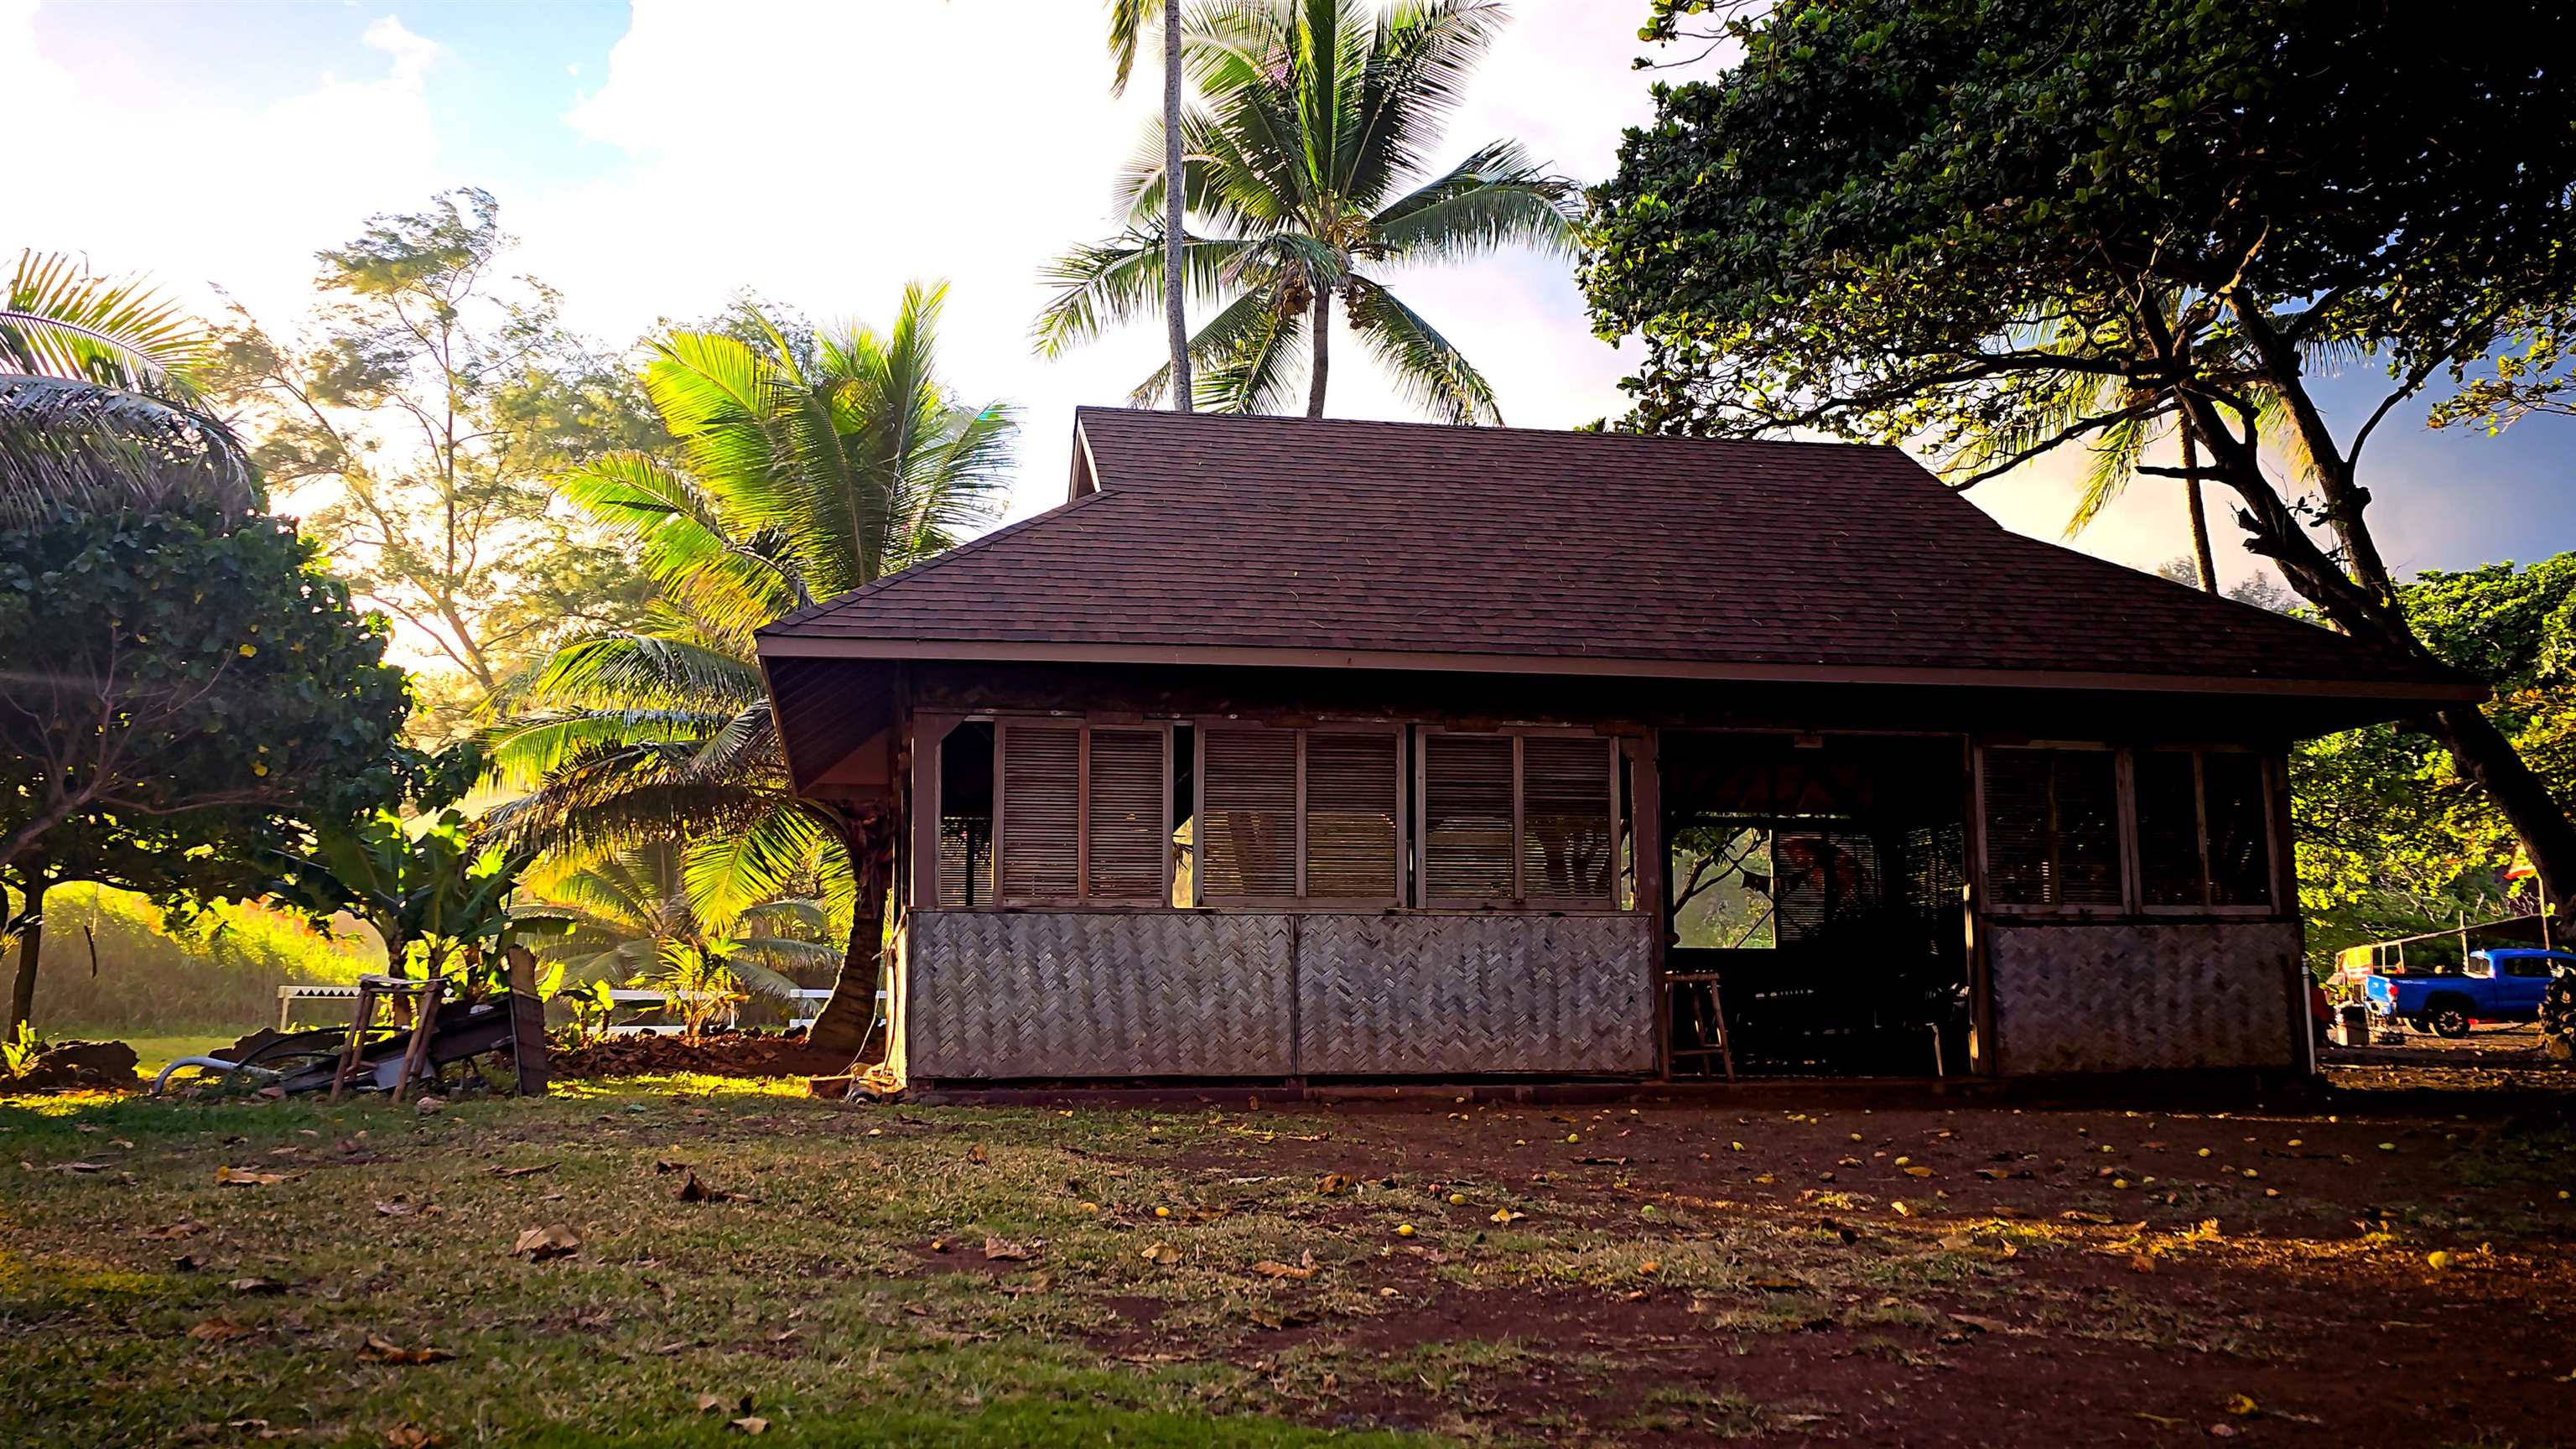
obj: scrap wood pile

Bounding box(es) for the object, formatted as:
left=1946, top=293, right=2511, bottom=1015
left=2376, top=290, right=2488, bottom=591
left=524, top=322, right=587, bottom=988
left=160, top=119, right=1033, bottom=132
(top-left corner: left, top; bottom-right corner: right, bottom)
left=547, top=1027, right=849, bottom=1081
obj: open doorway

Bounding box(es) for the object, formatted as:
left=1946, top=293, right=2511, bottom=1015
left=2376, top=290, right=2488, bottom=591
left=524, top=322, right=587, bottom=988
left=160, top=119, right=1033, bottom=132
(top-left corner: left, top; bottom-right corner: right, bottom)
left=1660, top=732, right=1971, bottom=1077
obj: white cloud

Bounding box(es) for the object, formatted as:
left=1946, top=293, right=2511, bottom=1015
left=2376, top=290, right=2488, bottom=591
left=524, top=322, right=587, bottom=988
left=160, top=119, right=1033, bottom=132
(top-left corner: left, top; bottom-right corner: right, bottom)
left=0, top=1, right=451, bottom=329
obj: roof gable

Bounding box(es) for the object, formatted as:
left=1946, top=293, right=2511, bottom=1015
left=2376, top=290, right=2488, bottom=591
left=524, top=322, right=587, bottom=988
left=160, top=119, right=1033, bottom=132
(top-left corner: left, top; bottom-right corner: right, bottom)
left=760, top=407, right=2475, bottom=702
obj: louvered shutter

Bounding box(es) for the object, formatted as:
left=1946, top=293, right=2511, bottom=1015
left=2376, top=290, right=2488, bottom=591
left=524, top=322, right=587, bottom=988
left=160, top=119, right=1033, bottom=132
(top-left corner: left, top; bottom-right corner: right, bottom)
left=999, top=724, right=1079, bottom=902
left=1199, top=727, right=1298, bottom=901
left=1085, top=726, right=1166, bottom=901
left=1422, top=733, right=1516, bottom=903
left=1303, top=731, right=1399, bottom=903
left=1520, top=735, right=1615, bottom=903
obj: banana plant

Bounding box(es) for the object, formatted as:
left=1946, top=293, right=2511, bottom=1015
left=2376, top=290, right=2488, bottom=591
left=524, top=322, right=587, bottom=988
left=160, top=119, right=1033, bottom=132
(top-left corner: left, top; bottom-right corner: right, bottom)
left=268, top=807, right=555, bottom=995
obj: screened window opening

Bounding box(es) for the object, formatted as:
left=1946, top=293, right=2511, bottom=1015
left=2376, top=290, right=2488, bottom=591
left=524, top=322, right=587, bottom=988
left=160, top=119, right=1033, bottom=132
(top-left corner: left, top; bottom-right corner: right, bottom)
left=1421, top=731, right=1618, bottom=907
left=997, top=723, right=1079, bottom=901
left=2137, top=748, right=2274, bottom=910
left=1983, top=746, right=2123, bottom=908
left=1084, top=726, right=1168, bottom=902
left=1196, top=725, right=1400, bottom=906
left=936, top=721, right=995, bottom=909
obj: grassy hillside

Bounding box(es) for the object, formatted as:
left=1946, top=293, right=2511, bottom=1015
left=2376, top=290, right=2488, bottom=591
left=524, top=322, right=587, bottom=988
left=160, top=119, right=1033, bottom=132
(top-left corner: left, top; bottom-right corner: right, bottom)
left=14, top=886, right=382, bottom=1039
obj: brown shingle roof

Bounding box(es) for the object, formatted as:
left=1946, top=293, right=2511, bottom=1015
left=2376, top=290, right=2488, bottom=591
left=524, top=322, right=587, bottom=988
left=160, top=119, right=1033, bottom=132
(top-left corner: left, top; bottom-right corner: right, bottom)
left=757, top=407, right=2475, bottom=700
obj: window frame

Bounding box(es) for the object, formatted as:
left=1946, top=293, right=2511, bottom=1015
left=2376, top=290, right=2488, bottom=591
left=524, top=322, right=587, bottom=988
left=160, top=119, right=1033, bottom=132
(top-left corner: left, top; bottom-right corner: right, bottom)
left=1976, top=740, right=2134, bottom=918
left=991, top=718, right=1174, bottom=910
left=1415, top=725, right=1622, bottom=911
left=2134, top=744, right=2280, bottom=917
left=1191, top=719, right=1405, bottom=910
left=1976, top=739, right=2282, bottom=919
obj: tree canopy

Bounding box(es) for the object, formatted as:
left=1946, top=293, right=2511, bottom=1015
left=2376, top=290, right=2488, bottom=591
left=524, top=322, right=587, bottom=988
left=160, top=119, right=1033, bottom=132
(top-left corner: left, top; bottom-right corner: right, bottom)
left=1584, top=0, right=2576, bottom=906
left=205, top=190, right=662, bottom=735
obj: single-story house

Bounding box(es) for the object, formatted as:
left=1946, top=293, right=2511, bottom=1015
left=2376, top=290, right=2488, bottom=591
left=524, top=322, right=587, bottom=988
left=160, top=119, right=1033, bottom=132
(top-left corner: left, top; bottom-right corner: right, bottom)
left=754, top=408, right=2478, bottom=1086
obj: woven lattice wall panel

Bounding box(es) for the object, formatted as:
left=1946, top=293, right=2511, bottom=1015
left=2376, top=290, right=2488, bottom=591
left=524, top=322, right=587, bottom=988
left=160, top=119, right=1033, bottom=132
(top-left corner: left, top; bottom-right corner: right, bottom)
left=906, top=911, right=1295, bottom=1078
left=1989, top=920, right=2301, bottom=1074
left=1296, top=914, right=1655, bottom=1074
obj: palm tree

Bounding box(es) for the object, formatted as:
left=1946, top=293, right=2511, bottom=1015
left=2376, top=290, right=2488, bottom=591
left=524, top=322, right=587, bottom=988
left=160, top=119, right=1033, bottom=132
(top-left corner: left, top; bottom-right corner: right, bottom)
left=0, top=249, right=254, bottom=523
left=1944, top=289, right=2324, bottom=595
left=483, top=283, right=1011, bottom=1058
left=1038, top=0, right=1577, bottom=423
left=1107, top=0, right=1194, bottom=413
left=517, top=841, right=836, bottom=1042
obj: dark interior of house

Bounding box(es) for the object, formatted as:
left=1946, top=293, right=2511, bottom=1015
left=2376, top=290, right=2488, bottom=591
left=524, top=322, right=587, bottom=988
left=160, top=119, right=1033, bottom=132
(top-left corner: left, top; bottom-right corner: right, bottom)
left=1659, top=732, right=1972, bottom=1077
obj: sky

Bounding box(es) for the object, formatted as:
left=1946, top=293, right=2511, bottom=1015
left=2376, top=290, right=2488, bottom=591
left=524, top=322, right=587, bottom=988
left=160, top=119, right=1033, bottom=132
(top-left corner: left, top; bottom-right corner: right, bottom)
left=7, top=0, right=2573, bottom=600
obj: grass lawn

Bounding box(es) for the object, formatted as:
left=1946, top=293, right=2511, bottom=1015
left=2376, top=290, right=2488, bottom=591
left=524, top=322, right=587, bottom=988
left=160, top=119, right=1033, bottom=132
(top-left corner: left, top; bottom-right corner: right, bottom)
left=3, top=1077, right=2571, bottom=1446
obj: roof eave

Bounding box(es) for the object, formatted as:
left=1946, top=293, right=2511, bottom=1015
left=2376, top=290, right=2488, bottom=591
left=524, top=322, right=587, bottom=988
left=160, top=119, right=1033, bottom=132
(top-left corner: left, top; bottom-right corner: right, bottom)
left=750, top=635, right=2485, bottom=705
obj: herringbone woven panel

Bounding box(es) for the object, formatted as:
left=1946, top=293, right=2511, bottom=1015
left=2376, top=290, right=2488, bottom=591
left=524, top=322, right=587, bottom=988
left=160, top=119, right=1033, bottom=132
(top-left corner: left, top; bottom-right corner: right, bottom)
left=1989, top=921, right=2300, bottom=1074
left=906, top=911, right=1294, bottom=1077
left=1296, top=914, right=1654, bottom=1074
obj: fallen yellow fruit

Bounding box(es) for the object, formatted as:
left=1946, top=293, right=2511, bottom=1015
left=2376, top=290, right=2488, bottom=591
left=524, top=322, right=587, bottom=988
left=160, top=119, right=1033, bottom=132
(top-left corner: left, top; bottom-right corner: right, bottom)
left=1396, top=1223, right=1415, bottom=1238
left=2427, top=1249, right=2454, bottom=1270
left=1448, top=1193, right=1467, bottom=1206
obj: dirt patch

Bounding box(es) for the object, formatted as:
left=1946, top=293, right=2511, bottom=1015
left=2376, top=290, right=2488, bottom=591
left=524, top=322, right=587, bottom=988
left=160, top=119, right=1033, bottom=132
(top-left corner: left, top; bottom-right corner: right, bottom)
left=546, top=1026, right=849, bottom=1080
left=1081, top=1095, right=2576, bottom=1446
left=0, top=1038, right=141, bottom=1092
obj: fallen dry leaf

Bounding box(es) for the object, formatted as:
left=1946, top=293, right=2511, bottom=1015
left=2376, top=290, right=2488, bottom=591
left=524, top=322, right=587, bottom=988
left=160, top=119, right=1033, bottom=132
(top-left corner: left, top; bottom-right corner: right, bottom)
left=2225, top=1394, right=2259, bottom=1417
left=488, top=1162, right=556, bottom=1178
left=382, top=1424, right=444, bottom=1449
left=186, top=1317, right=255, bottom=1343
left=215, top=1166, right=299, bottom=1187
left=511, top=1224, right=581, bottom=1261
left=1948, top=1313, right=2011, bottom=1334
left=980, top=1235, right=1035, bottom=1262
left=228, top=1277, right=285, bottom=1296
left=1316, top=1173, right=1354, bottom=1196
left=358, top=1333, right=459, bottom=1366
left=729, top=1416, right=769, bottom=1435
left=1250, top=1252, right=1318, bottom=1280
left=1488, top=1208, right=1524, bottom=1225
left=375, top=1200, right=419, bottom=1218
left=138, top=1220, right=204, bottom=1241
left=1140, top=1242, right=1182, bottom=1265
left=2059, top=1209, right=2114, bottom=1225
left=966, top=1143, right=989, bottom=1165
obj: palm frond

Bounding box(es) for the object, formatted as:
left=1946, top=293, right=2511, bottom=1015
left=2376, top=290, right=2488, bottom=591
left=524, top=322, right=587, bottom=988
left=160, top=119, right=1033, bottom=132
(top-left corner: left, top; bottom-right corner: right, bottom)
left=1036, top=234, right=1254, bottom=357
left=1343, top=275, right=1498, bottom=424
left=0, top=376, right=258, bottom=524
left=1366, top=141, right=1577, bottom=262
left=3, top=250, right=211, bottom=393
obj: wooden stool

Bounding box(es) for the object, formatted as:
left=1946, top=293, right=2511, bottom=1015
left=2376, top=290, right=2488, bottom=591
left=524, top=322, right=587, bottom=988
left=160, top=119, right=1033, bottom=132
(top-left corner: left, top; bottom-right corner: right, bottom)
left=329, top=974, right=448, bottom=1104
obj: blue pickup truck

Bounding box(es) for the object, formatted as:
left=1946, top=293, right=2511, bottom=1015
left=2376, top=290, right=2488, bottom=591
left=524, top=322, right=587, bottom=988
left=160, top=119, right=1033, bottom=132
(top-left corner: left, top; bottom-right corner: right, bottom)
left=2365, top=948, right=2573, bottom=1037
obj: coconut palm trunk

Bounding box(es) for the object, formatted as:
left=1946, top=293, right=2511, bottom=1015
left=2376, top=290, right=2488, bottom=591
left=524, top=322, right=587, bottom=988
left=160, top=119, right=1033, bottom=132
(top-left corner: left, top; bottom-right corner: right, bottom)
left=806, top=808, right=894, bottom=1059
left=1161, top=0, right=1192, bottom=412
left=1306, top=288, right=1331, bottom=418
left=2182, top=430, right=2218, bottom=594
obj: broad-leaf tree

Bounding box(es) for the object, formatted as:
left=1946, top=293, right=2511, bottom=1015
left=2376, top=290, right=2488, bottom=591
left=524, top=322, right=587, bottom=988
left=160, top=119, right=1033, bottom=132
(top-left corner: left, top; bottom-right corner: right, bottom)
left=2296, top=555, right=2576, bottom=969
left=1585, top=0, right=2576, bottom=907
left=483, top=284, right=1011, bottom=1057
left=1041, top=0, right=1577, bottom=422
left=205, top=190, right=661, bottom=735
left=0, top=506, right=416, bottom=1029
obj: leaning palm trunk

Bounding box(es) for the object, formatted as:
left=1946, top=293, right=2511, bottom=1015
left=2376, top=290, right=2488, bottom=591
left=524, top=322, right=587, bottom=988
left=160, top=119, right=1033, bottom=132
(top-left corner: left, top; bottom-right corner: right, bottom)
left=2181, top=431, right=2217, bottom=594
left=806, top=808, right=895, bottom=1058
